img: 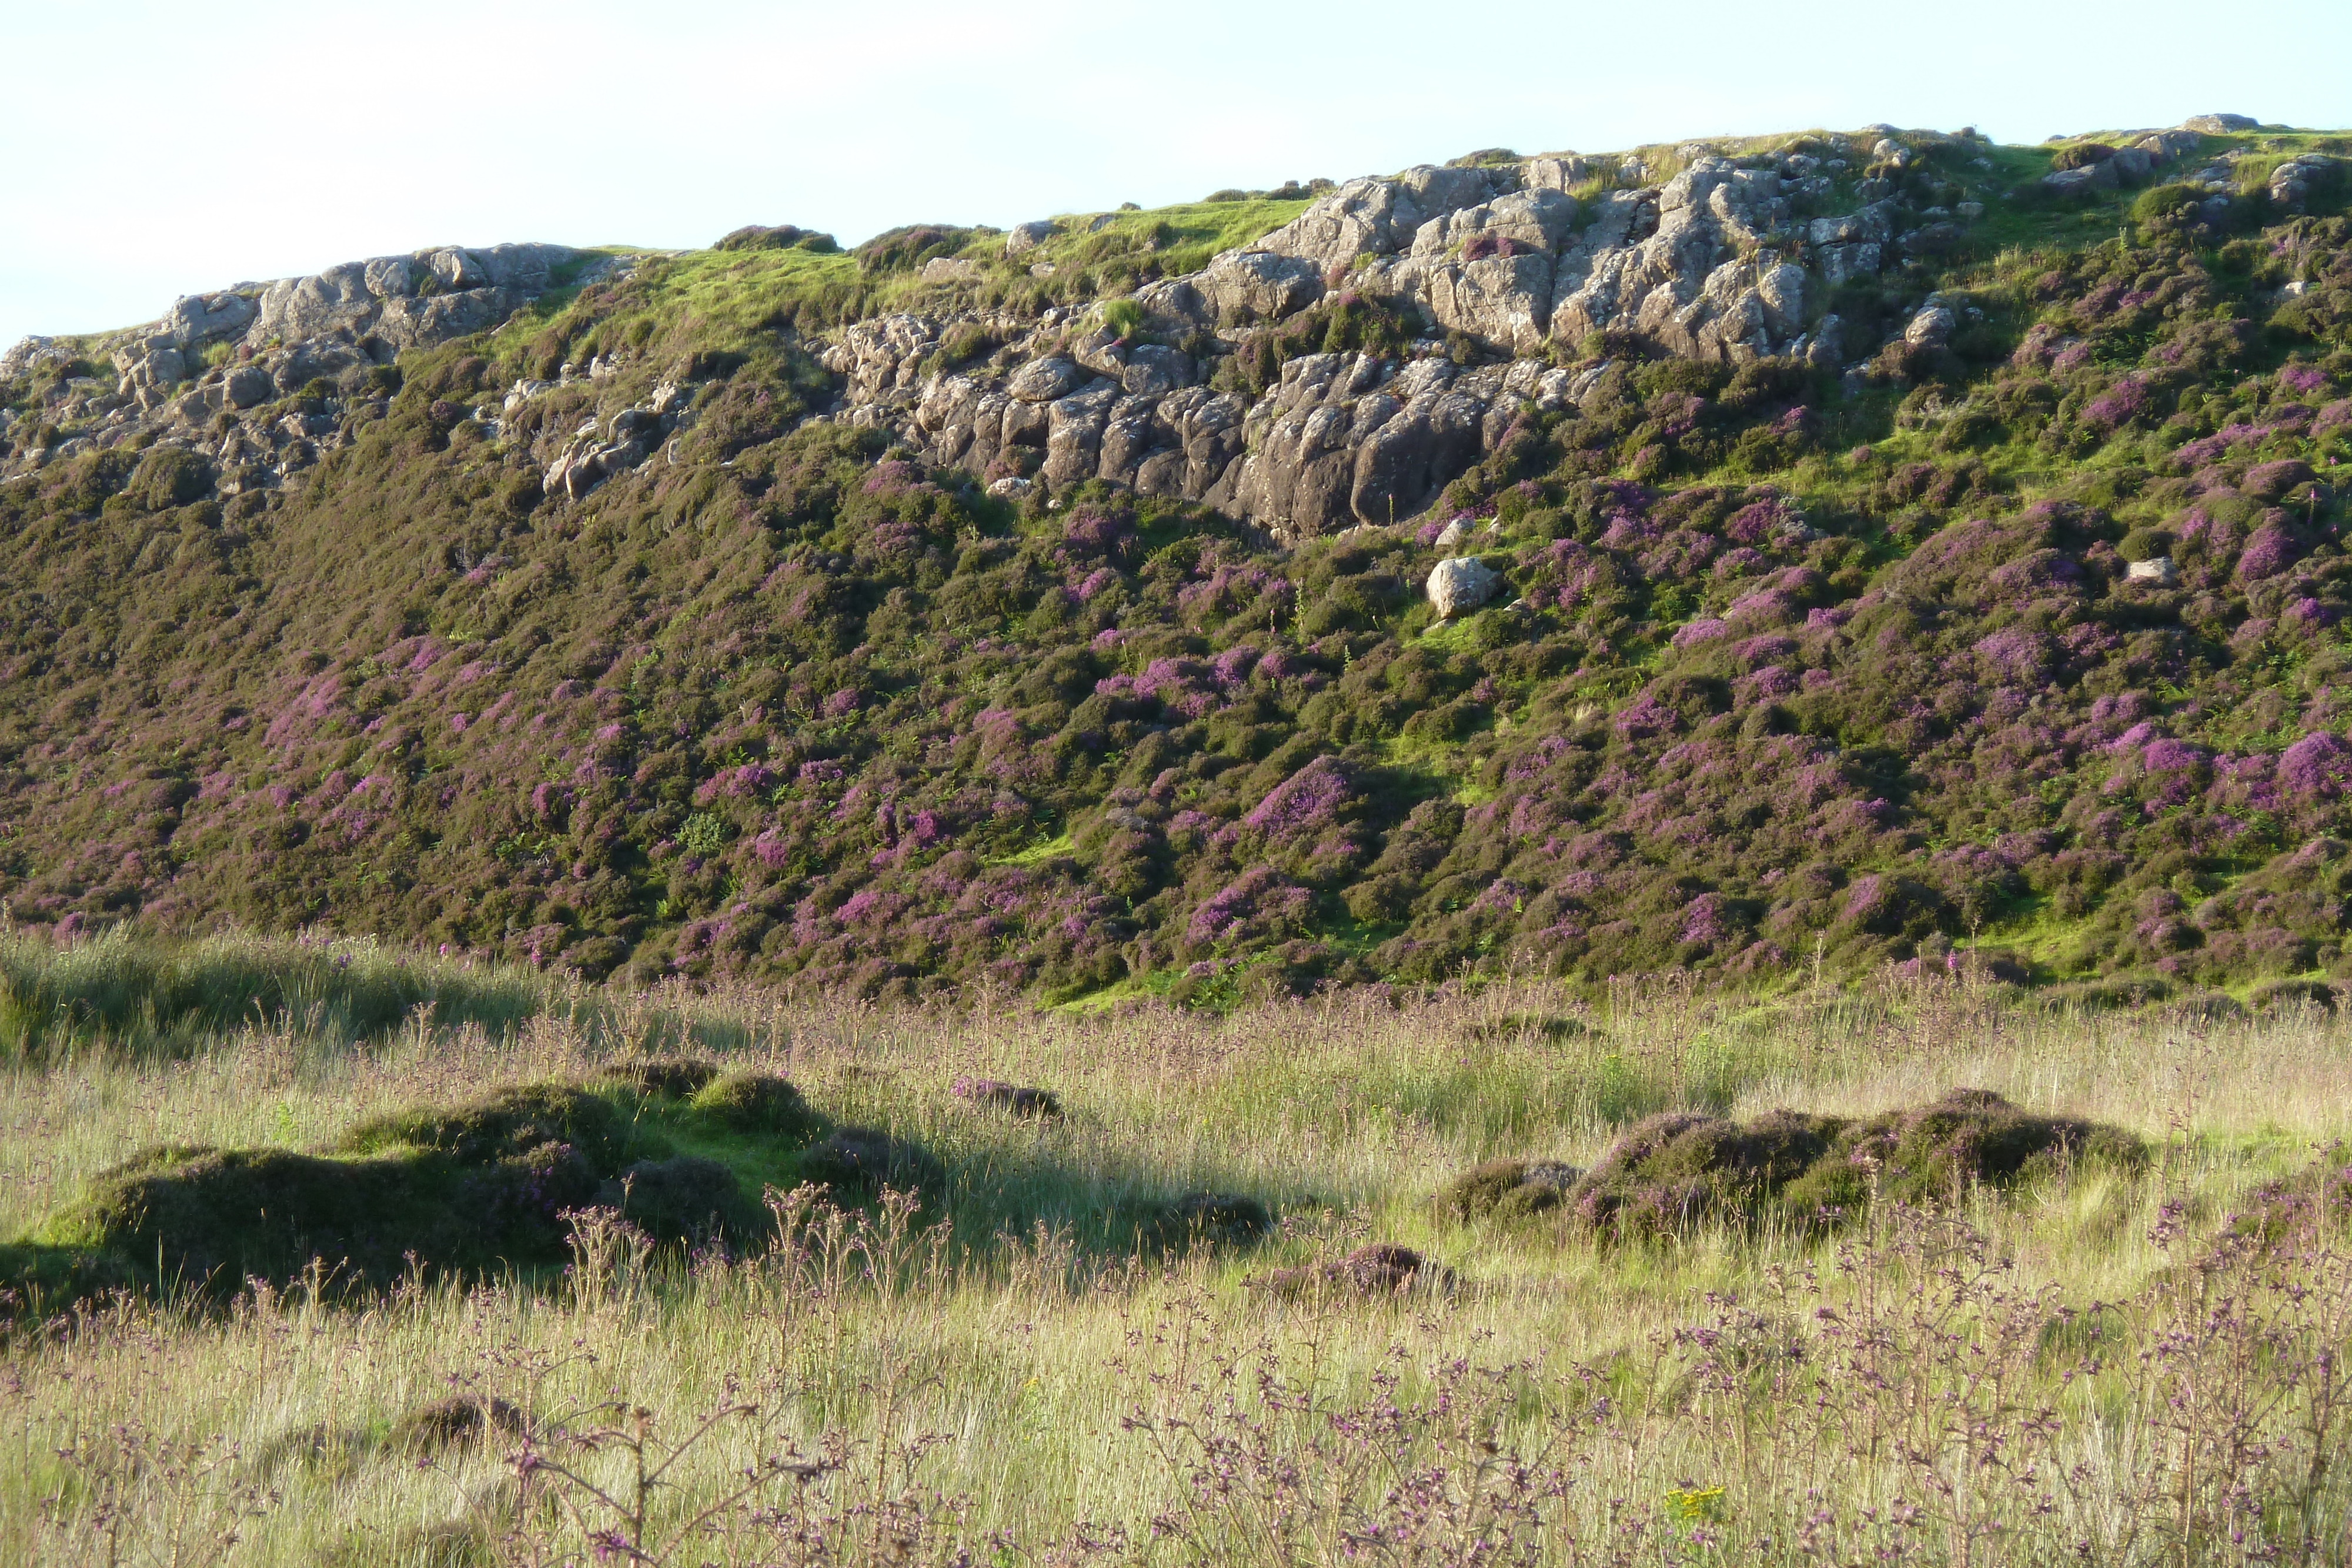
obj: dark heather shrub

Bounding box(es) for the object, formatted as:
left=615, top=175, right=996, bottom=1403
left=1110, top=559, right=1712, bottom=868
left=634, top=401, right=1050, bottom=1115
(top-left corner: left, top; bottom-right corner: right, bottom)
left=1567, top=1091, right=2142, bottom=1241
left=391, top=1396, right=526, bottom=1450
left=600, top=1057, right=720, bottom=1098
left=950, top=1076, right=1064, bottom=1118
left=1140, top=1191, right=1273, bottom=1251
left=1439, top=1158, right=1583, bottom=1219
left=1247, top=1243, right=1455, bottom=1298
left=799, top=1126, right=946, bottom=1198
left=594, top=1155, right=756, bottom=1242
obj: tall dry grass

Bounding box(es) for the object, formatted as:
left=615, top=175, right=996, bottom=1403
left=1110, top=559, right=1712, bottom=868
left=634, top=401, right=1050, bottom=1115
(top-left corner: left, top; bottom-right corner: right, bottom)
left=2, top=940, right=2349, bottom=1564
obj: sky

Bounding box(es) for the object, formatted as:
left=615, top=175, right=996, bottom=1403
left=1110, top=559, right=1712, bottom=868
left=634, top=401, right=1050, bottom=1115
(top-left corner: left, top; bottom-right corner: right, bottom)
left=4, top=0, right=2348, bottom=349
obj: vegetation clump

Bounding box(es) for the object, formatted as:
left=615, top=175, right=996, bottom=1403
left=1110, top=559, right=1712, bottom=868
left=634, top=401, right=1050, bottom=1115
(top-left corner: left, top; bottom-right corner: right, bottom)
left=390, top=1394, right=527, bottom=1451
left=1567, top=1088, right=2145, bottom=1241
left=797, top=1125, right=946, bottom=1198
left=599, top=1057, right=720, bottom=1098
left=688, top=1070, right=822, bottom=1138
left=1247, top=1242, right=1454, bottom=1298
left=1137, top=1190, right=1272, bottom=1251
left=949, top=1076, right=1063, bottom=1118
left=20, top=1072, right=847, bottom=1300
left=338, top=1084, right=627, bottom=1171
left=1438, top=1156, right=1582, bottom=1219
left=594, top=1155, right=759, bottom=1242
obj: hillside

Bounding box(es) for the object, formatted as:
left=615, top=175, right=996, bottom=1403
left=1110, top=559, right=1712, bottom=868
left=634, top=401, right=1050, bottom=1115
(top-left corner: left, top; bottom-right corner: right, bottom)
left=3, top=116, right=2351, bottom=1007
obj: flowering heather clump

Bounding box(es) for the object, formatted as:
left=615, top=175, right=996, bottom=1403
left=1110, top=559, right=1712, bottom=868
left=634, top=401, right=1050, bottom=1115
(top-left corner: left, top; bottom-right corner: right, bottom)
left=2280, top=362, right=2330, bottom=396
left=1244, top=757, right=1355, bottom=841
left=2083, top=375, right=2153, bottom=430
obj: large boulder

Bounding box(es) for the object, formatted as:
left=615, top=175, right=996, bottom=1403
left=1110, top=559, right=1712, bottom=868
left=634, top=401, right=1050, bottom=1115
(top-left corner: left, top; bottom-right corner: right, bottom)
left=1428, top=556, right=1502, bottom=618
left=162, top=292, right=258, bottom=349
left=1197, top=250, right=1325, bottom=324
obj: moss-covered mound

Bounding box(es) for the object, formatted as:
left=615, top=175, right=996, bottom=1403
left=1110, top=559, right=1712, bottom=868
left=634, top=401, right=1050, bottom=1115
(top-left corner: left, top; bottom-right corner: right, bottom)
left=689, top=1071, right=823, bottom=1139
left=1132, top=1190, right=1275, bottom=1252
left=61, top=1140, right=594, bottom=1290
left=337, top=1084, right=628, bottom=1170
left=599, top=1057, right=721, bottom=1099
left=596, top=1155, right=763, bottom=1242
left=798, top=1126, right=947, bottom=1199
left=14, top=1074, right=902, bottom=1304
left=1567, top=1089, right=2144, bottom=1241
left=1438, top=1157, right=1583, bottom=1220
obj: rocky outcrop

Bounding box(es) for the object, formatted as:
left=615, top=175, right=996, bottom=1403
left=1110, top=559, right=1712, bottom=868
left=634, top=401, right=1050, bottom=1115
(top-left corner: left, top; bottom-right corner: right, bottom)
left=6, top=119, right=2260, bottom=541
left=809, top=140, right=1947, bottom=536
left=2, top=241, right=604, bottom=496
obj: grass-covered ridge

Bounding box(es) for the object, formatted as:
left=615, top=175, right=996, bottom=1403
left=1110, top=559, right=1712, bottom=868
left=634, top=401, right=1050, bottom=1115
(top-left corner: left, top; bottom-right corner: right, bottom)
left=5, top=124, right=2352, bottom=1005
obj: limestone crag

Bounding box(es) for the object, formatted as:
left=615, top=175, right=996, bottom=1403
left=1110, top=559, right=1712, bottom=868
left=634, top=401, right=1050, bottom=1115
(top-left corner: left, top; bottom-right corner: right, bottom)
left=1, top=242, right=603, bottom=496
left=807, top=128, right=2227, bottom=537
left=811, top=141, right=1947, bottom=536
left=2, top=121, right=2233, bottom=539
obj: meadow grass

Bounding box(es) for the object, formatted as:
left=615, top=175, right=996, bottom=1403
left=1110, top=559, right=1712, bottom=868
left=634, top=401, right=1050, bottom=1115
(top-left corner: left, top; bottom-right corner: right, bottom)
left=2, top=939, right=2350, bottom=1563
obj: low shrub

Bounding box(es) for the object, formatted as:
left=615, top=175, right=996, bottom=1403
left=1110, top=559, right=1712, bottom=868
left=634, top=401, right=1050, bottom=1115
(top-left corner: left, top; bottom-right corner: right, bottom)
left=797, top=1126, right=946, bottom=1198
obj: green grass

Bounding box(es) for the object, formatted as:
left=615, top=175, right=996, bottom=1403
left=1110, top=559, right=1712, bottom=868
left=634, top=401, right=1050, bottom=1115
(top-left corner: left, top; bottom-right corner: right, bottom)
left=988, top=828, right=1075, bottom=868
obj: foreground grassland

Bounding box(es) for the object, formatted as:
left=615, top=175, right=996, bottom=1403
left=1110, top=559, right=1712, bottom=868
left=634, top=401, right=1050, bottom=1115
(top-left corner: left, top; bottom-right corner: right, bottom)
left=3, top=933, right=2350, bottom=1565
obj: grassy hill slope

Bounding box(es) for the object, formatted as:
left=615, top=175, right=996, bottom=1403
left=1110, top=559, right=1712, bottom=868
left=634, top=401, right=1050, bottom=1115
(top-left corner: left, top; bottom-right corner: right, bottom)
left=5, top=125, right=2352, bottom=1006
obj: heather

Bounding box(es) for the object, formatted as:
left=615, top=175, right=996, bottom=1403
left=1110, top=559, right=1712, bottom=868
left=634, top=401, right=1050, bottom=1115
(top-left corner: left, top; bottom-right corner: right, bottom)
left=6, top=128, right=2352, bottom=1008
left=4, top=941, right=2352, bottom=1563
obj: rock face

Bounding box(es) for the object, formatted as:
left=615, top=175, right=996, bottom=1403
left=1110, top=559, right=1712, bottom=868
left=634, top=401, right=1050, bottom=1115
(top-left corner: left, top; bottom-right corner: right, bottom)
left=4, top=125, right=2241, bottom=540
left=2, top=241, right=603, bottom=497
left=811, top=139, right=1989, bottom=537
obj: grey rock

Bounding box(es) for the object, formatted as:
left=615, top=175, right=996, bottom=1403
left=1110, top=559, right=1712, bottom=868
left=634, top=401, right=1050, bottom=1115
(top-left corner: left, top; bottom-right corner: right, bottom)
left=1416, top=188, right=1581, bottom=256
left=2043, top=163, right=2117, bottom=192
left=222, top=365, right=275, bottom=410
left=1004, top=220, right=1054, bottom=256
left=2135, top=129, right=2203, bottom=161
left=162, top=292, right=258, bottom=349
left=1520, top=153, right=1591, bottom=192
left=2183, top=113, right=2256, bottom=134
left=1197, top=250, right=1324, bottom=324
left=1007, top=356, right=1088, bottom=403
left=1905, top=306, right=1955, bottom=348
left=429, top=248, right=487, bottom=290
left=2126, top=555, right=2179, bottom=587
left=1427, top=555, right=1501, bottom=618
left=363, top=258, right=413, bottom=299
left=1416, top=250, right=1555, bottom=353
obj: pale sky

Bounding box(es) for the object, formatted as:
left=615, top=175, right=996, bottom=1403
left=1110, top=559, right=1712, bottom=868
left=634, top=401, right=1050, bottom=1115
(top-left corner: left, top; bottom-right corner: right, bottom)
left=3, top=0, right=2347, bottom=349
